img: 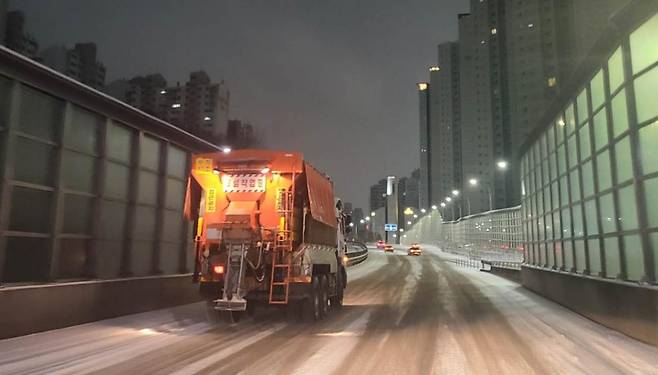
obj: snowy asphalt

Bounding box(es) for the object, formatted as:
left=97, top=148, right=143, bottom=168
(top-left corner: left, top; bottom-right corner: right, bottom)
left=1, top=245, right=657, bottom=374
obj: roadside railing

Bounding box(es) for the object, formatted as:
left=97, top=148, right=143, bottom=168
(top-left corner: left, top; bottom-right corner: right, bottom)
left=345, top=241, right=368, bottom=266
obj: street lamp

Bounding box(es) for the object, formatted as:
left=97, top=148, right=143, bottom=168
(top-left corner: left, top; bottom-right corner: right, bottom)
left=365, top=216, right=370, bottom=222
left=440, top=202, right=446, bottom=208
left=452, top=190, right=459, bottom=196
left=420, top=208, right=426, bottom=214
left=360, top=219, right=365, bottom=224
left=431, top=204, right=437, bottom=210
left=497, top=160, right=508, bottom=170
left=445, top=197, right=452, bottom=202
left=370, top=212, right=375, bottom=217
left=469, top=178, right=478, bottom=186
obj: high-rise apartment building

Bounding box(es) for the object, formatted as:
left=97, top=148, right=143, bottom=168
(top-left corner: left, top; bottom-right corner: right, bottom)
left=0, top=0, right=7, bottom=45
left=458, top=1, right=509, bottom=215
left=369, top=178, right=387, bottom=213
left=41, top=45, right=81, bottom=80
left=226, top=119, right=255, bottom=149
left=417, top=82, right=431, bottom=209
left=4, top=11, right=38, bottom=60
left=418, top=0, right=636, bottom=216
left=73, top=43, right=105, bottom=89
left=107, top=71, right=230, bottom=144
left=41, top=43, right=106, bottom=90
left=427, top=42, right=462, bottom=213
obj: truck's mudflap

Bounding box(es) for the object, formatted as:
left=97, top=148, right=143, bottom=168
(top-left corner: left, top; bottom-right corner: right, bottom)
left=214, top=296, right=247, bottom=311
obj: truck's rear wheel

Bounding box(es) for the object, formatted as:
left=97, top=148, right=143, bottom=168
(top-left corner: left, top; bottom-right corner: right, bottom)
left=301, top=276, right=321, bottom=322
left=330, top=270, right=344, bottom=310
left=319, top=275, right=329, bottom=319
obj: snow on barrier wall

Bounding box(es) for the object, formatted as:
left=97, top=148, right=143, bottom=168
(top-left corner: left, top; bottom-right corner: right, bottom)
left=401, top=207, right=524, bottom=263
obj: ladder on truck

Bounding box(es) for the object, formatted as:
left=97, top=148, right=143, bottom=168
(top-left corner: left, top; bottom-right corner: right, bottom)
left=269, top=177, right=295, bottom=304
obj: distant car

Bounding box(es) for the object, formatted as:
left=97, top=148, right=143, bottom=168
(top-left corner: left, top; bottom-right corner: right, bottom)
left=408, top=244, right=422, bottom=256
left=384, top=244, right=394, bottom=252
left=376, top=240, right=386, bottom=250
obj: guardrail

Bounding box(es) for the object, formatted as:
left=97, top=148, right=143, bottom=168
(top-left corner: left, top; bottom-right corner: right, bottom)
left=480, top=260, right=522, bottom=271
left=345, top=241, right=368, bottom=266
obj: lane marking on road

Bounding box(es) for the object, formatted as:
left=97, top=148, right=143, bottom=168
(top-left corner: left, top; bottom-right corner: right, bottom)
left=291, top=311, right=371, bottom=375
left=168, top=323, right=286, bottom=375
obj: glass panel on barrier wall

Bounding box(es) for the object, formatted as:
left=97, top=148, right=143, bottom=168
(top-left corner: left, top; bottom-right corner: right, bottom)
left=560, top=175, right=569, bottom=208
left=624, top=234, right=644, bottom=282
left=572, top=203, right=584, bottom=237
left=585, top=199, right=598, bottom=236
left=107, top=121, right=132, bottom=163
left=63, top=194, right=92, bottom=234
left=58, top=239, right=88, bottom=279
left=18, top=85, right=63, bottom=142
left=644, top=177, right=658, bottom=228
left=140, top=135, right=160, bottom=170
left=593, top=109, right=608, bottom=152
left=575, top=240, right=586, bottom=274
left=0, top=76, right=10, bottom=129
left=568, top=135, right=578, bottom=168
left=608, top=47, right=624, bottom=93
left=633, top=66, right=658, bottom=124
left=618, top=185, right=639, bottom=231
left=639, top=120, right=658, bottom=176
left=590, top=70, right=605, bottom=111
left=561, top=208, right=571, bottom=239
left=98, top=200, right=127, bottom=240
left=563, top=239, right=574, bottom=271
left=13, top=137, right=55, bottom=186
left=604, top=237, right=621, bottom=279
left=62, top=151, right=95, bottom=193
left=629, top=13, right=658, bottom=74
left=167, top=145, right=187, bottom=179
left=165, top=178, right=184, bottom=210
left=611, top=89, right=628, bottom=138
left=3, top=237, right=49, bottom=282
left=104, top=162, right=130, bottom=200
left=615, top=137, right=633, bottom=184
left=577, top=89, right=588, bottom=126
left=66, top=106, right=100, bottom=154
left=597, top=150, right=612, bottom=192
left=565, top=104, right=576, bottom=135
left=650, top=232, right=658, bottom=283
left=137, top=170, right=158, bottom=205
left=588, top=239, right=602, bottom=276
left=570, top=169, right=581, bottom=203
left=599, top=193, right=616, bottom=233
left=9, top=187, right=52, bottom=233
left=582, top=161, right=594, bottom=198
left=579, top=124, right=591, bottom=162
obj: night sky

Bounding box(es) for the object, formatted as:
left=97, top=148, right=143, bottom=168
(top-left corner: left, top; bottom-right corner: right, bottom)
left=11, top=0, right=467, bottom=210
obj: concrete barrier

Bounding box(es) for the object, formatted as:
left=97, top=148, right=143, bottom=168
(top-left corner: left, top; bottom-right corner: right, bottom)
left=522, top=266, right=658, bottom=347
left=0, top=274, right=202, bottom=339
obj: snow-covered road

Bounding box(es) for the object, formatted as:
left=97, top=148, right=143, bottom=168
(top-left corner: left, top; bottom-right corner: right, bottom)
left=1, top=245, right=657, bottom=374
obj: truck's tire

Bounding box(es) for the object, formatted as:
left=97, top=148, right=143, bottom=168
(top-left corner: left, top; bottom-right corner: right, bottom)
left=319, top=275, right=329, bottom=319
left=330, top=270, right=344, bottom=310
left=301, top=276, right=321, bottom=322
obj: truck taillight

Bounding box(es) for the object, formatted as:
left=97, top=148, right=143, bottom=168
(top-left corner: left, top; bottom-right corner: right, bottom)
left=213, top=265, right=225, bottom=274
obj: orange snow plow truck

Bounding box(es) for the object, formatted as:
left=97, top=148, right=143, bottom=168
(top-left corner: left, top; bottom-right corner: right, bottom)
left=184, top=149, right=350, bottom=322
